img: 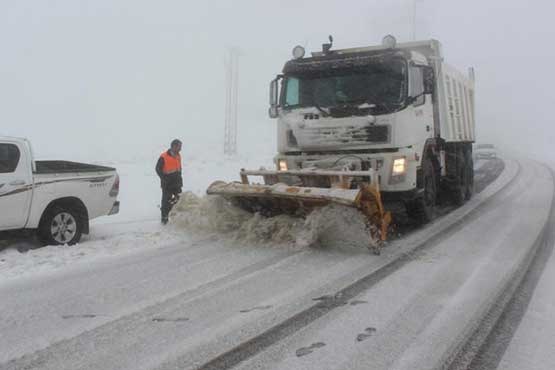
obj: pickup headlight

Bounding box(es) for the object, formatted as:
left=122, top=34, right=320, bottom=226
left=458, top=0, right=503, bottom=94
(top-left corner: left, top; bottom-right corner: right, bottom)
left=392, top=158, right=407, bottom=175
left=278, top=159, right=288, bottom=171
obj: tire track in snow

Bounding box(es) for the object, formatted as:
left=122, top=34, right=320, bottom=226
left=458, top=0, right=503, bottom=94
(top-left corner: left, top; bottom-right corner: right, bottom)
left=193, top=160, right=522, bottom=370
left=0, top=250, right=301, bottom=369
left=0, top=160, right=514, bottom=370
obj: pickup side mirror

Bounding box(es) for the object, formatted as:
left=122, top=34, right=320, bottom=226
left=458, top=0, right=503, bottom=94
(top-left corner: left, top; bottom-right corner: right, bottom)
left=269, top=76, right=281, bottom=119
left=423, top=66, right=434, bottom=95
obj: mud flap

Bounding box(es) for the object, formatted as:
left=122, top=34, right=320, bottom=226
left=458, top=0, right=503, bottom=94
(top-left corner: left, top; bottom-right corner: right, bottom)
left=356, top=185, right=392, bottom=254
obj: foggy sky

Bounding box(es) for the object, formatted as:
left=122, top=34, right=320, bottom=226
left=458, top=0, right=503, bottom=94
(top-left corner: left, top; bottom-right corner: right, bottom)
left=0, top=0, right=553, bottom=161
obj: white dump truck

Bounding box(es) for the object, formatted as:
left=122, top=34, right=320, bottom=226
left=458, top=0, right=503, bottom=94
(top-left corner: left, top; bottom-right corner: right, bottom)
left=208, top=36, right=475, bottom=247
left=0, top=136, right=120, bottom=245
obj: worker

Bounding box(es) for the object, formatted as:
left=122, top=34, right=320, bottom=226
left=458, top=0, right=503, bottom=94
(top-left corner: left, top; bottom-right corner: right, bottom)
left=156, top=139, right=183, bottom=224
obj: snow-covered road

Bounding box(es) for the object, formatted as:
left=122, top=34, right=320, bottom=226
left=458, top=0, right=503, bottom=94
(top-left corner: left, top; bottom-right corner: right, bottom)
left=0, top=158, right=552, bottom=370
left=230, top=159, right=553, bottom=370
left=496, top=229, right=555, bottom=370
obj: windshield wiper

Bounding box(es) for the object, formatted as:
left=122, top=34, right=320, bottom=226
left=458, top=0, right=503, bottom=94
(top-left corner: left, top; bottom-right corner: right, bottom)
left=362, top=96, right=398, bottom=111
left=313, top=101, right=330, bottom=117
left=357, top=102, right=377, bottom=109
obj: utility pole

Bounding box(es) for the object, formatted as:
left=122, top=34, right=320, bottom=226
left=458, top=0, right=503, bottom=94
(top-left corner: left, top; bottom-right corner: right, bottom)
left=411, top=0, right=422, bottom=41
left=224, top=47, right=239, bottom=156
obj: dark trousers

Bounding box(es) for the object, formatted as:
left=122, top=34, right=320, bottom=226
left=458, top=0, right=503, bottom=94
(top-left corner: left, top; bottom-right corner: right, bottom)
left=161, top=188, right=180, bottom=219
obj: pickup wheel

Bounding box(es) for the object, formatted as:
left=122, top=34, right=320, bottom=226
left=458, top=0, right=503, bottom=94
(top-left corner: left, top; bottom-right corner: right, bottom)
left=38, top=206, right=83, bottom=246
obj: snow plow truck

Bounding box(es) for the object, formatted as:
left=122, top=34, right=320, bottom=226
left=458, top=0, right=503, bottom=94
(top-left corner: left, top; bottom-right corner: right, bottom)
left=208, top=35, right=476, bottom=251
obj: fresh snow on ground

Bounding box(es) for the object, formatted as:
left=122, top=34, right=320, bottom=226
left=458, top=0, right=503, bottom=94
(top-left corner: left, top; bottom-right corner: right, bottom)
left=0, top=152, right=274, bottom=283
left=0, top=148, right=374, bottom=283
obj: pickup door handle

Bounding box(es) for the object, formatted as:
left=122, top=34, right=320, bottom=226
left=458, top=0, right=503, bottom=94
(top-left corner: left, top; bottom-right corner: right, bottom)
left=9, top=180, right=26, bottom=186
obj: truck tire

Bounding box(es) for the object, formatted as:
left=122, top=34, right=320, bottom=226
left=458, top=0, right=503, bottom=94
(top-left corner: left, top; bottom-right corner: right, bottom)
left=38, top=206, right=83, bottom=246
left=465, top=148, right=474, bottom=200
left=406, top=158, right=437, bottom=224
left=450, top=149, right=467, bottom=206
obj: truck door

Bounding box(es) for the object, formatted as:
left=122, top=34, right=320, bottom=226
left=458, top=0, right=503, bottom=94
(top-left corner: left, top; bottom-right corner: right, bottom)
left=0, top=142, right=33, bottom=230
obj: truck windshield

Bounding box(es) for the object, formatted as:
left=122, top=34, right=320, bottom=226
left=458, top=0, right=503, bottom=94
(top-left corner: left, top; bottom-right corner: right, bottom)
left=282, top=59, right=407, bottom=112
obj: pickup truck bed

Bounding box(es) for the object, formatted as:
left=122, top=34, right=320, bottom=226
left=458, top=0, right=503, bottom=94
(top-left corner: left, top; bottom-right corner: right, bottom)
left=35, top=161, right=115, bottom=174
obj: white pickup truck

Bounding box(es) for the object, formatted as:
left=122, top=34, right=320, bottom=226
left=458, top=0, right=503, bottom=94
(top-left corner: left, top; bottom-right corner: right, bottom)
left=0, top=136, right=120, bottom=245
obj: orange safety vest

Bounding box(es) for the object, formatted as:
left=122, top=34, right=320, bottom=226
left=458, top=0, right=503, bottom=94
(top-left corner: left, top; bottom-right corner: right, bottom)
left=160, top=151, right=182, bottom=175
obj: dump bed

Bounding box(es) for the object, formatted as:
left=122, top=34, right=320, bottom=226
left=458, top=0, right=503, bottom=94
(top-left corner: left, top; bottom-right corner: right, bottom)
left=437, top=63, right=476, bottom=143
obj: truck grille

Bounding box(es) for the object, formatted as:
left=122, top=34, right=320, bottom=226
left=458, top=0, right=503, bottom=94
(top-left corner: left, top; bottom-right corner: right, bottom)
left=362, top=125, right=389, bottom=143
left=301, top=125, right=390, bottom=145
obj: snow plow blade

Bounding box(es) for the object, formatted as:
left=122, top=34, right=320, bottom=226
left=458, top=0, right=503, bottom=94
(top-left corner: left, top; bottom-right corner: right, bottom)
left=206, top=168, right=392, bottom=249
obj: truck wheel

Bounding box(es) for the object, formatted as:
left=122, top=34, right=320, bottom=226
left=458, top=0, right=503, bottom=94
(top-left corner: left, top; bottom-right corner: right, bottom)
left=38, top=206, right=83, bottom=246
left=465, top=149, right=474, bottom=200
left=450, top=150, right=467, bottom=206
left=406, top=158, right=437, bottom=224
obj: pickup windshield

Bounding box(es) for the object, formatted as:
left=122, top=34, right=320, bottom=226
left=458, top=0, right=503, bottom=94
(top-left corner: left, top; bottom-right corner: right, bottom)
left=282, top=59, right=407, bottom=113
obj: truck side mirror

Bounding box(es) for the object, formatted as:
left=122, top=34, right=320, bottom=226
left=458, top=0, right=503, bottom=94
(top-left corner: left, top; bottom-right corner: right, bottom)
left=269, top=77, right=280, bottom=118
left=423, top=67, right=434, bottom=95
left=268, top=106, right=278, bottom=118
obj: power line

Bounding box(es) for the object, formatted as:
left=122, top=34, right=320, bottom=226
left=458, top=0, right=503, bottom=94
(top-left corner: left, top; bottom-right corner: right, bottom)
left=224, top=47, right=239, bottom=156
left=412, top=0, right=424, bottom=41
left=412, top=0, right=417, bottom=41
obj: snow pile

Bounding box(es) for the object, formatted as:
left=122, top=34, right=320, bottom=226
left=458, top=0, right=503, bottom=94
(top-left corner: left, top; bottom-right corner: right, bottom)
left=170, top=192, right=371, bottom=250
left=170, top=192, right=306, bottom=247
left=298, top=203, right=372, bottom=249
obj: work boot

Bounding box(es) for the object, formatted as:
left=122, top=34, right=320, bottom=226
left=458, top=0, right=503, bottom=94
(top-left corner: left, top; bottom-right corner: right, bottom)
left=169, top=194, right=180, bottom=206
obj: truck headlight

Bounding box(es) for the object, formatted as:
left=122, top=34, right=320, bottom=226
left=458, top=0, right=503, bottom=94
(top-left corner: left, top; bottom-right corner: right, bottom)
left=392, top=158, right=406, bottom=175
left=278, top=159, right=288, bottom=171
